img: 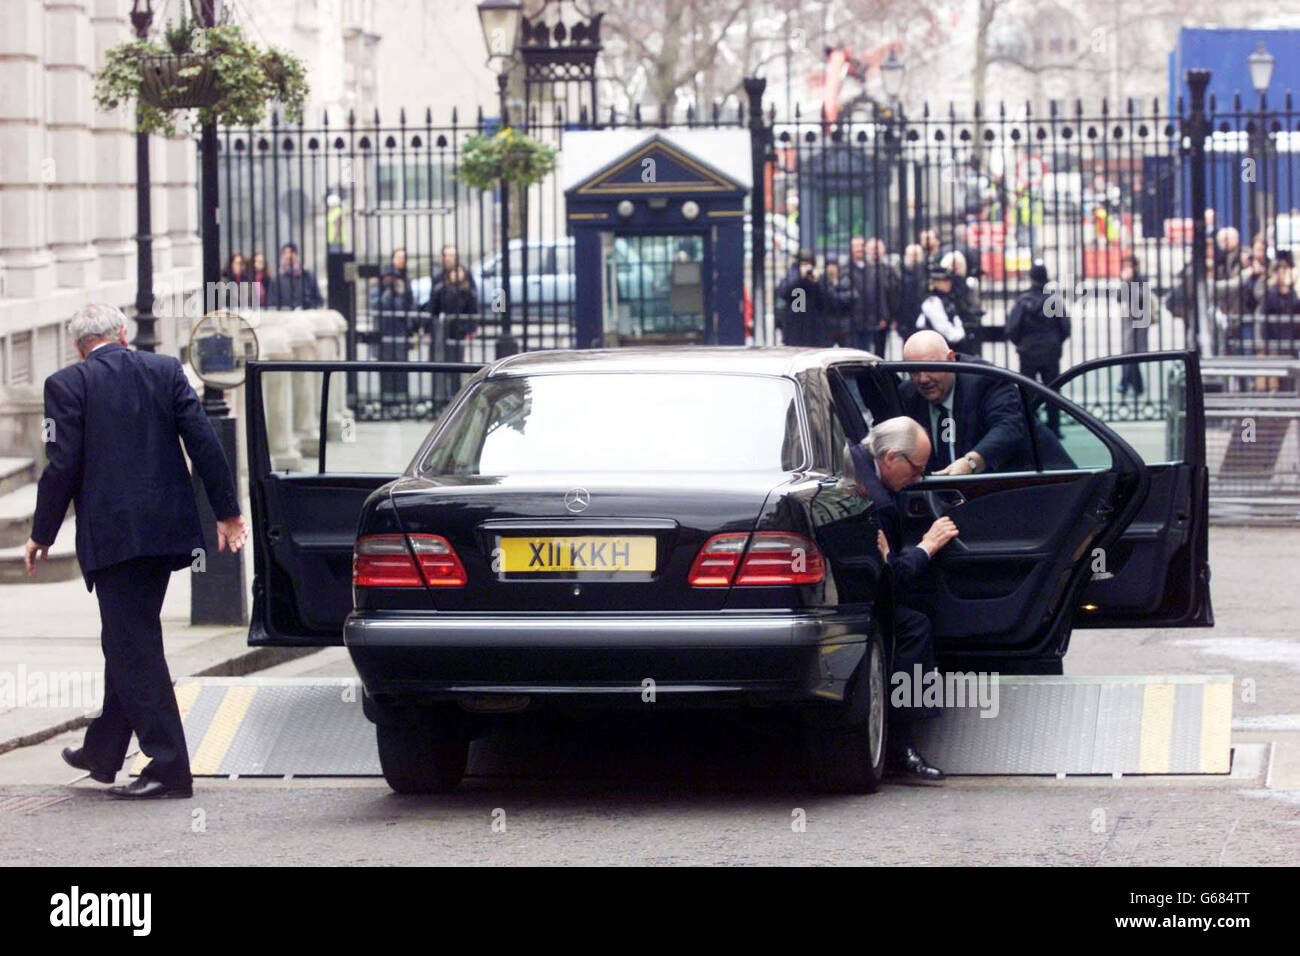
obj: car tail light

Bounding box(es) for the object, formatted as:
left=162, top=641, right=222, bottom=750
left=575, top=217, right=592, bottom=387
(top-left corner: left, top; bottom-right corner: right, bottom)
left=354, top=535, right=423, bottom=587
left=353, top=534, right=466, bottom=588
left=688, top=533, right=749, bottom=587
left=688, top=532, right=825, bottom=587
left=407, top=534, right=467, bottom=587
left=735, top=532, right=825, bottom=586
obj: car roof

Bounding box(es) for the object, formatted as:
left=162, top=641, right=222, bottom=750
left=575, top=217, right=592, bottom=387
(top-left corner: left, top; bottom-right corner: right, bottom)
left=483, top=346, right=879, bottom=378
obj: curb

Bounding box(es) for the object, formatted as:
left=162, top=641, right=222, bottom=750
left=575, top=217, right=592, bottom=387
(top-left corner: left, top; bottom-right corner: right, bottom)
left=0, top=645, right=319, bottom=757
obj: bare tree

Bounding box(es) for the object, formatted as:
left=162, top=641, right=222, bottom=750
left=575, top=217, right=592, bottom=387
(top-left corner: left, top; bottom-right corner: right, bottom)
left=597, top=0, right=938, bottom=119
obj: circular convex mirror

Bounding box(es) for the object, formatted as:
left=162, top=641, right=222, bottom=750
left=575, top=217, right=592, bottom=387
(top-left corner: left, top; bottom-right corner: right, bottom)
left=187, top=310, right=259, bottom=390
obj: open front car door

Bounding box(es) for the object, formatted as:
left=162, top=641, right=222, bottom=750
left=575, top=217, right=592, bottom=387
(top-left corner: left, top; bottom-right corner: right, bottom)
left=860, top=358, right=1160, bottom=674
left=1048, top=350, right=1213, bottom=630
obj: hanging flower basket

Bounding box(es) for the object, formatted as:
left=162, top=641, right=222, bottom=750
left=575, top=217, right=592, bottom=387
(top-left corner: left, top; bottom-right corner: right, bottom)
left=138, top=53, right=220, bottom=109
left=458, top=128, right=558, bottom=191
left=93, top=17, right=308, bottom=137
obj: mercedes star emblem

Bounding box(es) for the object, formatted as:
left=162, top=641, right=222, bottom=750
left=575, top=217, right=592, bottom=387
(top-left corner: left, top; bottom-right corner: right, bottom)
left=564, top=487, right=591, bottom=513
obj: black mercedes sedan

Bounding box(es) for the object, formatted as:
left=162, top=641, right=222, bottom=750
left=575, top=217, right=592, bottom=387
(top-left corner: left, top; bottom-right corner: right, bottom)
left=246, top=347, right=1211, bottom=794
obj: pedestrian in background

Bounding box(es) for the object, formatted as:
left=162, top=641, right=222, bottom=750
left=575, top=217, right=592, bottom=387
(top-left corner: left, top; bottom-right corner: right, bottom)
left=25, top=304, right=247, bottom=799
left=374, top=248, right=415, bottom=413
left=821, top=255, right=851, bottom=347
left=776, top=248, right=828, bottom=347
left=897, top=243, right=928, bottom=341
left=1007, top=262, right=1071, bottom=434
left=1261, top=257, right=1300, bottom=354
left=266, top=242, right=323, bottom=310
left=1116, top=254, right=1149, bottom=397
left=847, top=235, right=900, bottom=356
left=221, top=252, right=247, bottom=283
left=429, top=264, right=480, bottom=400
left=429, top=265, right=480, bottom=343
left=249, top=250, right=271, bottom=307
left=915, top=256, right=978, bottom=355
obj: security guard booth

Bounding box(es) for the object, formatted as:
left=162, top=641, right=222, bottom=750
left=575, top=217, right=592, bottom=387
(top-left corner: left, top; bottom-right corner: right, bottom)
left=563, top=131, right=750, bottom=348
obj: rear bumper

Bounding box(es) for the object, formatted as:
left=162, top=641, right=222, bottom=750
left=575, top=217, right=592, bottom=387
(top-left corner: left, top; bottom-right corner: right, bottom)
left=344, top=610, right=872, bottom=707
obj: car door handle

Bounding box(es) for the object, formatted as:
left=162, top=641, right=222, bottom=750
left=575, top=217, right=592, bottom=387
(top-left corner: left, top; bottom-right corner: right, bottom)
left=925, top=489, right=966, bottom=513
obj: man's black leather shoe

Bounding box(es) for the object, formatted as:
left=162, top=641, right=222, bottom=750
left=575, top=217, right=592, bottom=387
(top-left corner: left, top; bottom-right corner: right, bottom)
left=887, top=745, right=945, bottom=783
left=107, top=778, right=193, bottom=800
left=61, top=747, right=115, bottom=784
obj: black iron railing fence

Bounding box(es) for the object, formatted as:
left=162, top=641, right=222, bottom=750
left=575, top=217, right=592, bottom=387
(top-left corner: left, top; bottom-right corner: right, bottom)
left=204, top=83, right=1299, bottom=419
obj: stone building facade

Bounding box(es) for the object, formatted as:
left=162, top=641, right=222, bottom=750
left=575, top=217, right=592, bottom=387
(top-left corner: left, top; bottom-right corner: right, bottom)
left=0, top=0, right=201, bottom=393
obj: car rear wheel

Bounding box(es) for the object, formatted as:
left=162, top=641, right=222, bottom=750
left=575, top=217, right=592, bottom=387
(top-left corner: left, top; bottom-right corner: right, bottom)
left=806, top=631, right=888, bottom=794
left=376, top=719, right=469, bottom=794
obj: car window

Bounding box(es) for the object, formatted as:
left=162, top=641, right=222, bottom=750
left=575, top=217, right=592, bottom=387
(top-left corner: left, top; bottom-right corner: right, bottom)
left=1050, top=357, right=1187, bottom=465
left=485, top=247, right=531, bottom=275
left=421, top=372, right=805, bottom=475
left=895, top=365, right=1108, bottom=474
left=829, top=403, right=848, bottom=476
left=525, top=246, right=554, bottom=274
left=553, top=244, right=573, bottom=275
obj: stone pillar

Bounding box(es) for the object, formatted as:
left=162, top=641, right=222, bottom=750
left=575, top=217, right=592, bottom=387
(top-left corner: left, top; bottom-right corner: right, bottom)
left=287, top=313, right=321, bottom=457
left=0, top=0, right=57, bottom=301
left=164, top=134, right=199, bottom=271
left=255, top=312, right=302, bottom=472
left=309, top=309, right=351, bottom=440
left=44, top=0, right=99, bottom=291
left=88, top=0, right=134, bottom=283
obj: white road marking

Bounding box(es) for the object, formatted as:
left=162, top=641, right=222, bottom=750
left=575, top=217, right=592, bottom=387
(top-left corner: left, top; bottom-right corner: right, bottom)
left=1169, top=636, right=1300, bottom=670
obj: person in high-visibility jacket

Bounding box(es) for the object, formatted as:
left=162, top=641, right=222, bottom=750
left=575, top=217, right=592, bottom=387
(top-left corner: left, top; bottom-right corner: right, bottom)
left=325, top=193, right=346, bottom=250
left=1014, top=188, right=1044, bottom=251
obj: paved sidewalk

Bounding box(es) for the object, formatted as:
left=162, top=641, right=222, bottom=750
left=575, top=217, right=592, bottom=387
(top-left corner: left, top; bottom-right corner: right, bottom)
left=0, top=555, right=311, bottom=754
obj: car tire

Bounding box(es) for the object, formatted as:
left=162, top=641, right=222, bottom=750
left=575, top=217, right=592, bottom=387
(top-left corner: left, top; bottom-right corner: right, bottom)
left=376, top=720, right=469, bottom=795
left=806, top=631, right=888, bottom=794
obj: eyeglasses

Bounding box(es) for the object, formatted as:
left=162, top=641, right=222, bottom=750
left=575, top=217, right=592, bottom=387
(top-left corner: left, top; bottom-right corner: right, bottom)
left=898, top=453, right=926, bottom=478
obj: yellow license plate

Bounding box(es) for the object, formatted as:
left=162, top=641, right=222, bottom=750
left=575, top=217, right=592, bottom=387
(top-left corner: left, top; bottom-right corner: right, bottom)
left=498, top=536, right=657, bottom=573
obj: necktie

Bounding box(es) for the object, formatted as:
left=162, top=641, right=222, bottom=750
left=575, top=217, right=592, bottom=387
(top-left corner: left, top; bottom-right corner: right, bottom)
left=931, top=401, right=954, bottom=469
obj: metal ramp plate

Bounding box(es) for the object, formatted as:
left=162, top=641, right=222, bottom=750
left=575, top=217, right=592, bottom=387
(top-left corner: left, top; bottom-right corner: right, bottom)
left=913, top=675, right=1233, bottom=775
left=135, top=674, right=1233, bottom=778
left=131, top=678, right=380, bottom=778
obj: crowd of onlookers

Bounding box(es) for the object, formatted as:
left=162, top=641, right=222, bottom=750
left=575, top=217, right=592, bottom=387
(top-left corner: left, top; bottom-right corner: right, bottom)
left=1167, top=223, right=1298, bottom=354
left=219, top=242, right=481, bottom=342
left=220, top=243, right=324, bottom=310
left=779, top=218, right=1298, bottom=365
left=775, top=227, right=991, bottom=358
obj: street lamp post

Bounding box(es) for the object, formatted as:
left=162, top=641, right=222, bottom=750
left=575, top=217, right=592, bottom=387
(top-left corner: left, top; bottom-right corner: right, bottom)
left=129, top=0, right=157, bottom=352
left=478, top=0, right=523, bottom=358
left=1247, top=42, right=1275, bottom=245
left=191, top=0, right=245, bottom=626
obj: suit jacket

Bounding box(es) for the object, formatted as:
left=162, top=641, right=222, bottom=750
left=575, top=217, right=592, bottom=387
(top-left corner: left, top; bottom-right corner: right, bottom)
left=31, top=343, right=241, bottom=591
left=899, top=354, right=1030, bottom=473
left=847, top=260, right=900, bottom=333
left=849, top=443, right=928, bottom=591
left=899, top=355, right=1077, bottom=472
left=267, top=269, right=324, bottom=309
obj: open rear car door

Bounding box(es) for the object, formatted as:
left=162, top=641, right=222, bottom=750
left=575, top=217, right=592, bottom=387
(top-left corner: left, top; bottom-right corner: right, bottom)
left=246, top=360, right=481, bottom=646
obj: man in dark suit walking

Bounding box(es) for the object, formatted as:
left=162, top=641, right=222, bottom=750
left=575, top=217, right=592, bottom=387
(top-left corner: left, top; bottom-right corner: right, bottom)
left=847, top=417, right=957, bottom=782
left=24, top=304, right=247, bottom=799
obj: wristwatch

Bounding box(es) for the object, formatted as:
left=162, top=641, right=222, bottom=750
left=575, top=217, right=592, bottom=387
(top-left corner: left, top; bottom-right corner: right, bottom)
left=963, top=454, right=980, bottom=473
